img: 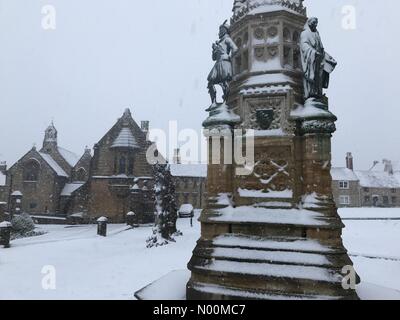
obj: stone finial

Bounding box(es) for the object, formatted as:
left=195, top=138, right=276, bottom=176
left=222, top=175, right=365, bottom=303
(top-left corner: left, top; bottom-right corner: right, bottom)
left=122, top=108, right=132, bottom=118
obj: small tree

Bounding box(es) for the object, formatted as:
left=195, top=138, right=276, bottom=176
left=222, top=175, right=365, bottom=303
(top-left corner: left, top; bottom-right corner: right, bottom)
left=146, top=163, right=181, bottom=248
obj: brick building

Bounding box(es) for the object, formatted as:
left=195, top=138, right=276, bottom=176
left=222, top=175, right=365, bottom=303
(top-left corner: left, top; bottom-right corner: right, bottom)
left=332, top=153, right=400, bottom=208
left=2, top=108, right=157, bottom=223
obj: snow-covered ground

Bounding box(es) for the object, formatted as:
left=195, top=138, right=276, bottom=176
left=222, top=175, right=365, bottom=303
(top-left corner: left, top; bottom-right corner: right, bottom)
left=0, top=212, right=201, bottom=300
left=0, top=208, right=399, bottom=300
left=340, top=208, right=400, bottom=294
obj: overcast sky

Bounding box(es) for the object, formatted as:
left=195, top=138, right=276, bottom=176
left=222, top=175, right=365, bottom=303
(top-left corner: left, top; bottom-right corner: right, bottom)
left=0, top=0, right=399, bottom=169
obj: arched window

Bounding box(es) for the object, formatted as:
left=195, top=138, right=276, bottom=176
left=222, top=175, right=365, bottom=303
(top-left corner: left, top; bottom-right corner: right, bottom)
left=119, top=156, right=126, bottom=175
left=23, top=160, right=40, bottom=182
left=76, top=168, right=87, bottom=181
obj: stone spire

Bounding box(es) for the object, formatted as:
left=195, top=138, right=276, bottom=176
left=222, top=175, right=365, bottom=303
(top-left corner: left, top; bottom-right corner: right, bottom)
left=43, top=121, right=58, bottom=151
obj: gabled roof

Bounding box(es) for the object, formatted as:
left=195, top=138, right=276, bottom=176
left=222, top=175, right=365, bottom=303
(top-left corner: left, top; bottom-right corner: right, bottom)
left=355, top=170, right=400, bottom=189
left=111, top=127, right=139, bottom=149
left=39, top=152, right=69, bottom=177
left=58, top=147, right=80, bottom=167
left=331, top=168, right=359, bottom=182
left=61, top=183, right=84, bottom=197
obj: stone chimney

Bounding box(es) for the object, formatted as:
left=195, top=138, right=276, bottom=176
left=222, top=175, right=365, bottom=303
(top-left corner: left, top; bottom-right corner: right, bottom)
left=383, top=159, right=394, bottom=175
left=141, top=121, right=149, bottom=133
left=0, top=161, right=6, bottom=173
left=346, top=152, right=354, bottom=170
left=173, top=148, right=181, bottom=164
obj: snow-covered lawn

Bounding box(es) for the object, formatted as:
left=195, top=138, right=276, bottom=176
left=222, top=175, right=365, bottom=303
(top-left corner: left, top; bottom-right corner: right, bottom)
left=0, top=208, right=399, bottom=300
left=340, top=208, right=400, bottom=294
left=0, top=212, right=201, bottom=300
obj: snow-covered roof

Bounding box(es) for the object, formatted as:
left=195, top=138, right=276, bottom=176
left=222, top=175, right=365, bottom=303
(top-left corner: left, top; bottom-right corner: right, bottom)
left=111, top=127, right=138, bottom=149
left=331, top=168, right=359, bottom=182
left=61, top=183, right=84, bottom=197
left=355, top=171, right=400, bottom=189
left=244, top=73, right=294, bottom=87
left=0, top=172, right=6, bottom=186
left=39, top=153, right=69, bottom=177
left=179, top=204, right=194, bottom=213
left=170, top=164, right=207, bottom=178
left=232, top=0, right=306, bottom=22
left=58, top=147, right=80, bottom=167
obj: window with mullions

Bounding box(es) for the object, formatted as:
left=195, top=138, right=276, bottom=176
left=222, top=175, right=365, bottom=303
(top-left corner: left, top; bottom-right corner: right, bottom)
left=23, top=160, right=40, bottom=182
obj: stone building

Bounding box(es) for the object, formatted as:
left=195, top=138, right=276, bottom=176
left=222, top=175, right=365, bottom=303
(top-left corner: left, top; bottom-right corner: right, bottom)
left=6, top=122, right=91, bottom=217
left=331, top=153, right=361, bottom=207
left=3, top=108, right=157, bottom=223
left=169, top=149, right=207, bottom=209
left=332, top=153, right=400, bottom=208
left=86, top=108, right=155, bottom=223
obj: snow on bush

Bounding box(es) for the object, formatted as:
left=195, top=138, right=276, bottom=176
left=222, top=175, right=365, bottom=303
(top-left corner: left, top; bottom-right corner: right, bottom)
left=146, top=163, right=182, bottom=248
left=11, top=213, right=45, bottom=239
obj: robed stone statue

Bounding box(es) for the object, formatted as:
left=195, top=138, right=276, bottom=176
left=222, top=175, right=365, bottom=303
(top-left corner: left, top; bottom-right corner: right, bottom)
left=207, top=20, right=238, bottom=104
left=300, top=17, right=337, bottom=102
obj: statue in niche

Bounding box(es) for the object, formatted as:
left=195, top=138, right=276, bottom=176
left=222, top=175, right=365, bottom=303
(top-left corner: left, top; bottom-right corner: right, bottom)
left=300, top=17, right=337, bottom=103
left=207, top=20, right=238, bottom=105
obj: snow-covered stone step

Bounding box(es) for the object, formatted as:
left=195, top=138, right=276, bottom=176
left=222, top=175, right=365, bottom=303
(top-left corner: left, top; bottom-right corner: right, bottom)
left=197, top=260, right=343, bottom=284
left=209, top=247, right=332, bottom=267
left=212, top=234, right=336, bottom=254
left=188, top=281, right=344, bottom=301
left=208, top=206, right=331, bottom=227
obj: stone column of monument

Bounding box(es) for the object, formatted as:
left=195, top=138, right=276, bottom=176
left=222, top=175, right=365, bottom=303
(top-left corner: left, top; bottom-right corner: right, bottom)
left=187, top=0, right=359, bottom=300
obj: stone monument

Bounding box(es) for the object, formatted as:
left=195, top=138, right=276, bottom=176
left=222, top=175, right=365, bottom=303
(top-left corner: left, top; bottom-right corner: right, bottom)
left=186, top=0, right=359, bottom=300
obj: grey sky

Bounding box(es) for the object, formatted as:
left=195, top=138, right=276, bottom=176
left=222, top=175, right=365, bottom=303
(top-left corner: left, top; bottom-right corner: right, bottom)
left=0, top=0, right=399, bottom=170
